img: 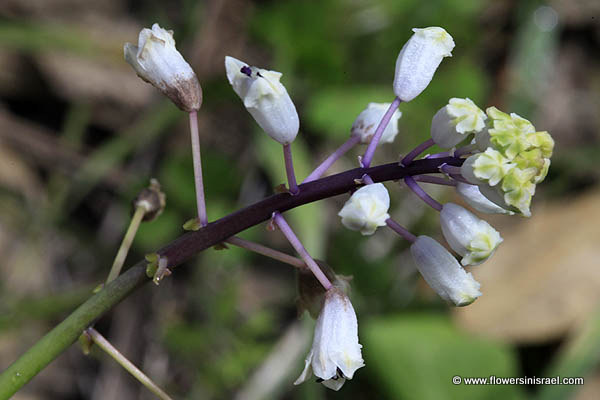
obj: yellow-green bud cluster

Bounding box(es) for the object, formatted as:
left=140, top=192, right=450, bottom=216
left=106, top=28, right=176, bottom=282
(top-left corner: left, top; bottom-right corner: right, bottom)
left=462, top=107, right=554, bottom=216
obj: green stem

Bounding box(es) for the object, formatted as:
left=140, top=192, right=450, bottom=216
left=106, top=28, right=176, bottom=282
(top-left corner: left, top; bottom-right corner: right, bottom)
left=0, top=156, right=463, bottom=398
left=86, top=328, right=173, bottom=400
left=106, top=206, right=145, bottom=284
left=0, top=262, right=148, bottom=399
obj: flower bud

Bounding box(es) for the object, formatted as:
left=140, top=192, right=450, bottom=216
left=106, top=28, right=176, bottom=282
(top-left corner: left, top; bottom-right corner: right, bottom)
left=440, top=203, right=503, bottom=266
left=410, top=236, right=482, bottom=306
left=295, top=288, right=364, bottom=391
left=393, top=27, right=455, bottom=102
left=132, top=178, right=166, bottom=221
left=351, top=102, right=402, bottom=144
left=225, top=56, right=299, bottom=145
left=455, top=183, right=513, bottom=215
left=124, top=23, right=202, bottom=112
left=430, top=98, right=486, bottom=148
left=338, top=183, right=390, bottom=235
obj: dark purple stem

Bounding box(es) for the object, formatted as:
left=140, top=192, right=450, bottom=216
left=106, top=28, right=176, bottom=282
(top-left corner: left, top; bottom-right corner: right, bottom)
left=361, top=97, right=402, bottom=168
left=272, top=212, right=332, bottom=290
left=303, top=135, right=361, bottom=183
left=402, top=138, right=436, bottom=166
left=283, top=143, right=299, bottom=195
left=385, top=218, right=416, bottom=243
left=158, top=157, right=462, bottom=267
left=413, top=175, right=457, bottom=186
left=404, top=176, right=443, bottom=212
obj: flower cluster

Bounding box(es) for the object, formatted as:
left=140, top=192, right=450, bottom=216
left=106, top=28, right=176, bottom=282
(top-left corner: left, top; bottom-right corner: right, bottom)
left=123, top=23, right=555, bottom=394
left=430, top=102, right=555, bottom=216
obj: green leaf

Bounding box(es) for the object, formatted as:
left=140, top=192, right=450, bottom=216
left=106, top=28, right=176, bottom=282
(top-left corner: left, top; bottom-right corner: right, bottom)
left=363, top=314, right=525, bottom=400
left=305, top=86, right=392, bottom=141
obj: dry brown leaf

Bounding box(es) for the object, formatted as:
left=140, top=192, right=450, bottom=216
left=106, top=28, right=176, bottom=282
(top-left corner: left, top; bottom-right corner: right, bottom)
left=453, top=188, right=600, bottom=343
left=572, top=371, right=600, bottom=400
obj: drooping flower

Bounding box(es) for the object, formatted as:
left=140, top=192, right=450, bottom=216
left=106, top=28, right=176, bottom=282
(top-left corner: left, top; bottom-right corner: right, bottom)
left=430, top=98, right=486, bottom=148
left=351, top=102, right=402, bottom=144
left=455, top=183, right=513, bottom=215
left=225, top=56, right=299, bottom=145
left=295, top=288, right=365, bottom=391
left=410, top=235, right=482, bottom=306
left=393, top=27, right=455, bottom=102
left=440, top=203, right=503, bottom=266
left=124, top=23, right=202, bottom=112
left=338, top=183, right=390, bottom=235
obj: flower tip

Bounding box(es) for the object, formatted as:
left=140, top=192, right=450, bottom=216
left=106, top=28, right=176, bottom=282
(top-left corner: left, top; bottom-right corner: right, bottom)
left=393, top=27, right=455, bottom=101
left=412, top=26, right=455, bottom=56
left=125, top=24, right=201, bottom=112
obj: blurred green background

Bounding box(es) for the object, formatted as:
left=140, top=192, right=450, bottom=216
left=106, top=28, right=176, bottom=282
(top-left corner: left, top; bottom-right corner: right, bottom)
left=1, top=0, right=599, bottom=399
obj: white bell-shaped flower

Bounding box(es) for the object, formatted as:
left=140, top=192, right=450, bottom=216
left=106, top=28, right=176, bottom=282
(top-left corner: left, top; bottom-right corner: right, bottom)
left=124, top=23, right=202, bottom=112
left=225, top=56, right=299, bottom=145
left=351, top=102, right=402, bottom=144
left=431, top=98, right=486, bottom=148
left=295, top=288, right=365, bottom=391
left=455, top=183, right=513, bottom=215
left=440, top=203, right=503, bottom=266
left=338, top=183, right=390, bottom=235
left=393, top=27, right=455, bottom=102
left=410, top=235, right=482, bottom=306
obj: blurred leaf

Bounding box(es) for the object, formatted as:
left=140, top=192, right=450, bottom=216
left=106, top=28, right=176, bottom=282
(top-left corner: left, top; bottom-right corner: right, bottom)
left=363, top=314, right=524, bottom=400
left=250, top=0, right=347, bottom=87
left=305, top=85, right=392, bottom=140
left=0, top=287, right=92, bottom=331
left=0, top=21, right=116, bottom=59
left=535, top=307, right=600, bottom=400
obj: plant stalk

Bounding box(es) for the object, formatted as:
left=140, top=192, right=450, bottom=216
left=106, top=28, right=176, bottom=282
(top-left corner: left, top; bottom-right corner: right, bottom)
left=0, top=156, right=462, bottom=398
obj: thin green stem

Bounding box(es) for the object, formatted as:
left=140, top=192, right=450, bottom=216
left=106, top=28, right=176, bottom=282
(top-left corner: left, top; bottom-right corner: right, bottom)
left=86, top=328, right=173, bottom=400
left=0, top=263, right=148, bottom=400
left=0, top=156, right=463, bottom=399
left=106, top=206, right=145, bottom=284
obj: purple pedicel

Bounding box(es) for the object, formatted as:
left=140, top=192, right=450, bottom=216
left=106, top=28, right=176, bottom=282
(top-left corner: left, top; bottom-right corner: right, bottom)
left=361, top=97, right=402, bottom=168
left=454, top=143, right=478, bottom=158
left=283, top=144, right=299, bottom=195
left=413, top=175, right=457, bottom=186
left=385, top=218, right=416, bottom=243
left=439, top=164, right=471, bottom=184
left=361, top=174, right=374, bottom=185
left=303, top=135, right=361, bottom=183
left=425, top=151, right=452, bottom=159
left=404, top=176, right=443, bottom=211
left=401, top=138, right=436, bottom=166
left=189, top=111, right=208, bottom=226
left=272, top=212, right=332, bottom=290
left=240, top=66, right=252, bottom=77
